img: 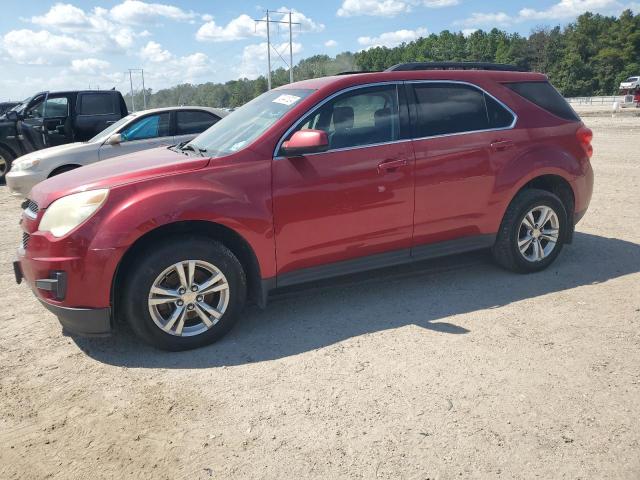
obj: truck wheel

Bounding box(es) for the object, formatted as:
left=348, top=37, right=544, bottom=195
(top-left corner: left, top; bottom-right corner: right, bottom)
left=0, top=145, right=15, bottom=182
left=121, top=237, right=247, bottom=351
left=492, top=189, right=567, bottom=273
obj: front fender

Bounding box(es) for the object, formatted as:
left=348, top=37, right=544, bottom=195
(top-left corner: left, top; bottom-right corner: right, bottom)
left=86, top=160, right=275, bottom=293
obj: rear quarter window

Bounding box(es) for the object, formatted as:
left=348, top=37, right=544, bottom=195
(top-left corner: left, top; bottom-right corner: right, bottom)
left=505, top=81, right=579, bottom=121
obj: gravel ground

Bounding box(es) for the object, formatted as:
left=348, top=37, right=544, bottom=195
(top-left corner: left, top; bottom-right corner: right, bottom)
left=1, top=115, right=639, bottom=480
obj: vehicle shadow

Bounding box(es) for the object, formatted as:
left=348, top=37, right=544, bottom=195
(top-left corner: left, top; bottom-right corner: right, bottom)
left=75, top=232, right=640, bottom=368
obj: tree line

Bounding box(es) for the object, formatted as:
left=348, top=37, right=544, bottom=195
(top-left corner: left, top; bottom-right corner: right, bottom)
left=125, top=10, right=639, bottom=110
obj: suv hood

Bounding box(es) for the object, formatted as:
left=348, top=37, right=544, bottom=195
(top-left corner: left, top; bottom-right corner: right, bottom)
left=29, top=146, right=209, bottom=209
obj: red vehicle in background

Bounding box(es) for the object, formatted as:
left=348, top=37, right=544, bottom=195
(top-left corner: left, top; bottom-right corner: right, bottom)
left=14, top=63, right=594, bottom=351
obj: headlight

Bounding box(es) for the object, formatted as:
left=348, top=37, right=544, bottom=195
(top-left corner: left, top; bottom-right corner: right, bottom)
left=39, top=189, right=109, bottom=238
left=11, top=158, right=41, bottom=172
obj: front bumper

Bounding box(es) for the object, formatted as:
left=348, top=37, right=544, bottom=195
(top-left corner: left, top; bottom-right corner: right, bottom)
left=39, top=300, right=112, bottom=336
left=5, top=170, right=46, bottom=198
left=14, top=259, right=112, bottom=336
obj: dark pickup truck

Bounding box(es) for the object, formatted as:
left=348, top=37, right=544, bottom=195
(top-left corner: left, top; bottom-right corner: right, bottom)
left=0, top=90, right=128, bottom=180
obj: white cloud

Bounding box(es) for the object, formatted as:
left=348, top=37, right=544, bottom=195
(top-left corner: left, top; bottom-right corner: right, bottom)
left=140, top=40, right=173, bottom=62
left=455, top=12, right=513, bottom=27
left=1, top=29, right=93, bottom=65
left=32, top=3, right=90, bottom=29
left=461, top=28, right=480, bottom=36
left=456, top=0, right=629, bottom=27
left=336, top=0, right=457, bottom=17
left=337, top=0, right=412, bottom=17
left=422, top=0, right=459, bottom=7
left=237, top=42, right=303, bottom=79
left=358, top=27, right=428, bottom=49
left=109, top=0, right=196, bottom=24
left=518, top=0, right=620, bottom=20
left=196, top=14, right=258, bottom=42
left=196, top=7, right=323, bottom=42
left=71, top=58, right=111, bottom=74
left=325, top=39, right=338, bottom=47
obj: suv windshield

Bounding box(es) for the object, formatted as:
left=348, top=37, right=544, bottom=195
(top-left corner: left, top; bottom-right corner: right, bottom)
left=625, top=77, right=639, bottom=82
left=89, top=114, right=135, bottom=143
left=189, top=89, right=313, bottom=158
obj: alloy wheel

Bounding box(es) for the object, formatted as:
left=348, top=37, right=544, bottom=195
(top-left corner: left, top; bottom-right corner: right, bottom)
left=148, top=260, right=230, bottom=336
left=517, top=205, right=560, bottom=262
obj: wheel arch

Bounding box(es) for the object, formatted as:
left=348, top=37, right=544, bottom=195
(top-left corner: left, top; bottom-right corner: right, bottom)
left=0, top=142, right=17, bottom=159
left=49, top=164, right=82, bottom=177
left=508, top=173, right=576, bottom=243
left=111, top=220, right=267, bottom=323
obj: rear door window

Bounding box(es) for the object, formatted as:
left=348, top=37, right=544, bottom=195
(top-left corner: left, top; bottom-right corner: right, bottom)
left=121, top=113, right=171, bottom=141
left=78, top=93, right=116, bottom=115
left=504, top=81, right=579, bottom=121
left=176, top=110, right=220, bottom=135
left=292, top=84, right=400, bottom=150
left=412, top=83, right=490, bottom=137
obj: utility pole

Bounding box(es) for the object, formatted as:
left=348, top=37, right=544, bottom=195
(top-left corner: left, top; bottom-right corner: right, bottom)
left=127, top=68, right=147, bottom=112
left=254, top=10, right=300, bottom=89
left=289, top=12, right=293, bottom=84
left=141, top=69, right=147, bottom=110
left=266, top=10, right=271, bottom=90
left=128, top=70, right=135, bottom=112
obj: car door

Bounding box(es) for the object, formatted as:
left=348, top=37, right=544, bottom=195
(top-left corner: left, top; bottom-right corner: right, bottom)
left=42, top=95, right=73, bottom=147
left=174, top=110, right=221, bottom=145
left=18, top=93, right=48, bottom=153
left=98, top=112, right=172, bottom=160
left=408, top=81, right=517, bottom=252
left=75, top=92, right=121, bottom=141
left=272, top=83, right=415, bottom=282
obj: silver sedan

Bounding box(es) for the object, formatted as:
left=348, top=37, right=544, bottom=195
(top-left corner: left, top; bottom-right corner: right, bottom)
left=6, top=106, right=226, bottom=198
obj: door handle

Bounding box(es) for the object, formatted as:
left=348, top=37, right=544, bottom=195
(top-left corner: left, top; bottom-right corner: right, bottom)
left=377, top=158, right=407, bottom=174
left=490, top=140, right=514, bottom=152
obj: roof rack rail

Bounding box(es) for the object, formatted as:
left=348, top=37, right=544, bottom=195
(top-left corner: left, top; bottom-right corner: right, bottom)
left=335, top=70, right=378, bottom=75
left=385, top=62, right=526, bottom=72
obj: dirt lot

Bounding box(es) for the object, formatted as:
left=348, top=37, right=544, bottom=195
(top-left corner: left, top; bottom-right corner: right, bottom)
left=1, top=115, right=639, bottom=480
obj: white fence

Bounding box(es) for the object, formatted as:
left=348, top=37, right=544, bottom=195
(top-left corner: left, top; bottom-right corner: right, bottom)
left=566, top=95, right=631, bottom=105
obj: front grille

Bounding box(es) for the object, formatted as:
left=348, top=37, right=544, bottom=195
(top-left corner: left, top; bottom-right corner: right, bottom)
left=21, top=199, right=39, bottom=216
left=21, top=232, right=30, bottom=250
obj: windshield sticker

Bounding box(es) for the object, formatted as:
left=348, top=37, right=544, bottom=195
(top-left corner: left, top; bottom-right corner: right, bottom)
left=272, top=94, right=301, bottom=106
left=230, top=141, right=247, bottom=152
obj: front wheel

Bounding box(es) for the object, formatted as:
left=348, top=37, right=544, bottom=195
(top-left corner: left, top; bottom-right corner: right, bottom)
left=0, top=145, right=15, bottom=182
left=492, top=189, right=568, bottom=273
left=121, top=237, right=247, bottom=351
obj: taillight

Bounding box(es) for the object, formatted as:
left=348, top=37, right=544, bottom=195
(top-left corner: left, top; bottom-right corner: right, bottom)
left=576, top=125, right=593, bottom=158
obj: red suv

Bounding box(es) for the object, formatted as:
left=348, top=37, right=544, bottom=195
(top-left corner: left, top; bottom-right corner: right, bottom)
left=14, top=63, right=594, bottom=351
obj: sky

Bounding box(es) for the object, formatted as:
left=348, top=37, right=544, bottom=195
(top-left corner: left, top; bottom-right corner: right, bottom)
left=0, top=0, right=637, bottom=100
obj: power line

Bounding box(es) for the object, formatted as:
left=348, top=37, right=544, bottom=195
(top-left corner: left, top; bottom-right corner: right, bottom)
left=254, top=10, right=301, bottom=89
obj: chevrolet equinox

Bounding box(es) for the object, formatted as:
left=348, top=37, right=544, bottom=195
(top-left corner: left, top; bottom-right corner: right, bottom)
left=14, top=63, right=594, bottom=351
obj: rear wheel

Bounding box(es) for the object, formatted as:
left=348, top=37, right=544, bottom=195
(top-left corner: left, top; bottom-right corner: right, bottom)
left=121, top=237, right=247, bottom=351
left=492, top=189, right=567, bottom=273
left=0, top=145, right=15, bottom=182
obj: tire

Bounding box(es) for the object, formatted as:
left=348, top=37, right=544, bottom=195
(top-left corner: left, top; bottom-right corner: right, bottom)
left=0, top=145, right=15, bottom=183
left=492, top=188, right=568, bottom=273
left=121, top=236, right=247, bottom=351
left=49, top=165, right=80, bottom=177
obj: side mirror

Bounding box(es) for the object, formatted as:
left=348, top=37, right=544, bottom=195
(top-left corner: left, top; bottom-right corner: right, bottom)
left=281, top=129, right=329, bottom=157
left=106, top=133, right=122, bottom=146
left=6, top=110, right=19, bottom=122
